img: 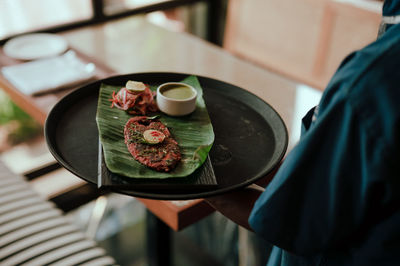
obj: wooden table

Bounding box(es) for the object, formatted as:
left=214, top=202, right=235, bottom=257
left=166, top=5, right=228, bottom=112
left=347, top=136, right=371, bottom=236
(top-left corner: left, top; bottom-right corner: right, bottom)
left=0, top=15, right=322, bottom=265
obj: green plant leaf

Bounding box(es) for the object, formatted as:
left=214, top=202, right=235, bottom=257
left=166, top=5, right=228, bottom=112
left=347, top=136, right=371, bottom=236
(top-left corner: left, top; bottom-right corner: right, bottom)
left=96, top=75, right=214, bottom=179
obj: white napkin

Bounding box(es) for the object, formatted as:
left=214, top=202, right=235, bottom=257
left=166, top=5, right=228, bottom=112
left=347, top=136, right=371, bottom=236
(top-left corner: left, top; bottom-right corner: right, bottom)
left=1, top=51, right=96, bottom=95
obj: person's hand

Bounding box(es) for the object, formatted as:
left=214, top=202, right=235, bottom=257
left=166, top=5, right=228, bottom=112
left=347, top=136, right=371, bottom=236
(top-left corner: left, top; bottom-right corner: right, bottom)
left=204, top=184, right=265, bottom=231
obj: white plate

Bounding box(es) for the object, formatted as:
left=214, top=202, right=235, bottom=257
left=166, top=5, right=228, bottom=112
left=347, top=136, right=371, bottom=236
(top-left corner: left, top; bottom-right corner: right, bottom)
left=4, top=33, right=68, bottom=60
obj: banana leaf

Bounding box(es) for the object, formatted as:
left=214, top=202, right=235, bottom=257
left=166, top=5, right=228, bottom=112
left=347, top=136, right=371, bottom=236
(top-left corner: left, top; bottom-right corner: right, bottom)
left=96, top=75, right=214, bottom=179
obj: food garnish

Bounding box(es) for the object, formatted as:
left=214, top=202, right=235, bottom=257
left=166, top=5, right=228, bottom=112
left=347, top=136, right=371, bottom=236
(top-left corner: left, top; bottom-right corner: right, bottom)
left=126, top=80, right=146, bottom=92
left=110, top=80, right=158, bottom=115
left=143, top=129, right=166, bottom=144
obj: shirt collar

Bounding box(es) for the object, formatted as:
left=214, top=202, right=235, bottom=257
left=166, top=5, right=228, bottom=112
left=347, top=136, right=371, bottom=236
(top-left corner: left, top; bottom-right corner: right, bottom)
left=378, top=0, right=400, bottom=36
left=383, top=0, right=400, bottom=16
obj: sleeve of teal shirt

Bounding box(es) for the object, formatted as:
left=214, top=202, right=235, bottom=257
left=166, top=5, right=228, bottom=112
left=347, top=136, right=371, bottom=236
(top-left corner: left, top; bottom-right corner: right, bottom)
left=249, top=94, right=369, bottom=255
left=249, top=27, right=400, bottom=254
left=248, top=62, right=400, bottom=255
left=249, top=1, right=400, bottom=262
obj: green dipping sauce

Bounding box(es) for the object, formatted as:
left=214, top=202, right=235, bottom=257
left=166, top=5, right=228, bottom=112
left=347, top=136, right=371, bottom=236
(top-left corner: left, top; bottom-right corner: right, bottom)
left=161, top=84, right=194, bottom=100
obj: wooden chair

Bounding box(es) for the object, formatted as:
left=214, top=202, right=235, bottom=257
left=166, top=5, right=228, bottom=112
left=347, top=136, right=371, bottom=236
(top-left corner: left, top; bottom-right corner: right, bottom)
left=224, top=0, right=382, bottom=90
left=0, top=160, right=116, bottom=265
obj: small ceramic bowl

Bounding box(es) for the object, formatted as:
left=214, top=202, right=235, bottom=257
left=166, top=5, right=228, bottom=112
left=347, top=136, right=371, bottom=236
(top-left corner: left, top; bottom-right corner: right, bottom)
left=156, top=82, right=197, bottom=116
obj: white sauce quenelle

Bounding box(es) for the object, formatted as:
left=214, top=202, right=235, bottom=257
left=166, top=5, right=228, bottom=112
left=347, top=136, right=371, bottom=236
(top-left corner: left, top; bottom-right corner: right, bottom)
left=143, top=129, right=166, bottom=144
left=126, top=80, right=146, bottom=92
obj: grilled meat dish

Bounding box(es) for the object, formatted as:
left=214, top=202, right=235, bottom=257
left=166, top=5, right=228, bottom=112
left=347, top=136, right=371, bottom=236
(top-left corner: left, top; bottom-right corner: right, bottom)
left=124, top=116, right=181, bottom=172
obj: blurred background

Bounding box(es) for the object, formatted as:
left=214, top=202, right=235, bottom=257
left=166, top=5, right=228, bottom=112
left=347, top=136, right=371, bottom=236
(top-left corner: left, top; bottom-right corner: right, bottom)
left=0, top=0, right=383, bottom=265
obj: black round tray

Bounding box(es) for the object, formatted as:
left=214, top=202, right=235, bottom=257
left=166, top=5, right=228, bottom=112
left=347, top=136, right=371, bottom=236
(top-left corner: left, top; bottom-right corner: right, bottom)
left=45, top=72, right=288, bottom=200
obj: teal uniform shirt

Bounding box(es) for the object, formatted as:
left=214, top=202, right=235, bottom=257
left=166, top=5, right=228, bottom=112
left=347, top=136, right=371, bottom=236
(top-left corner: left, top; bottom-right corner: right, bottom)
left=249, top=1, right=400, bottom=265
